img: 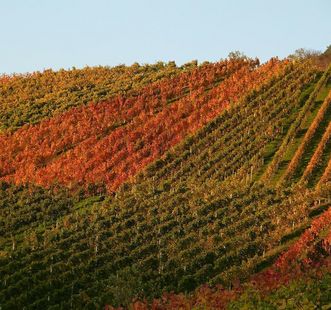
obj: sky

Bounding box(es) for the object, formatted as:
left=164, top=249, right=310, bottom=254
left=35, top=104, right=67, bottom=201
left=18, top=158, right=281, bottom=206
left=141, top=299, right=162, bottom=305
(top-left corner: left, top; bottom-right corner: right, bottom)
left=0, top=0, right=330, bottom=74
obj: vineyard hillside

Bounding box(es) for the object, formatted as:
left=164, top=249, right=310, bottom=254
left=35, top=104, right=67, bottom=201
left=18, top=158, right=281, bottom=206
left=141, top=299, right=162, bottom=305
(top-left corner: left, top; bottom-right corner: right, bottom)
left=0, top=53, right=331, bottom=309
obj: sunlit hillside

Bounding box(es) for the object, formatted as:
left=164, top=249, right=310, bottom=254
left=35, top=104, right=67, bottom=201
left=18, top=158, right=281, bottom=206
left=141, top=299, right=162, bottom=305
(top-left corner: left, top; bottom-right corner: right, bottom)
left=0, top=49, right=331, bottom=309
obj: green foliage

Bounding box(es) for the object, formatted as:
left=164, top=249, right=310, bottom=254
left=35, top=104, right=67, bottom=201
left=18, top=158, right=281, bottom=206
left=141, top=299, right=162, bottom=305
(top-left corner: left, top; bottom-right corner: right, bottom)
left=103, top=267, right=144, bottom=307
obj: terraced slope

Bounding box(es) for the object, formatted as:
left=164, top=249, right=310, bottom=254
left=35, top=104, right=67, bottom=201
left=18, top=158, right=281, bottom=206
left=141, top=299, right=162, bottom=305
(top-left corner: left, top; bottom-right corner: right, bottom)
left=1, top=59, right=327, bottom=309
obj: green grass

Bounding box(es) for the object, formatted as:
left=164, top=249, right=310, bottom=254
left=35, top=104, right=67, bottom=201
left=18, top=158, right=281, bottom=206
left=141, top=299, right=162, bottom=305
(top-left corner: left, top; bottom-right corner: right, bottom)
left=270, top=77, right=331, bottom=185
left=254, top=76, right=319, bottom=183
left=307, top=137, right=331, bottom=187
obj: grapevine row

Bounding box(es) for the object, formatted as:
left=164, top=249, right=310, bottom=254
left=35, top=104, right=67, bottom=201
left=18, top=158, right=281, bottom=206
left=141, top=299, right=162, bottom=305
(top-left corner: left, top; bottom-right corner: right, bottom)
left=281, top=90, right=331, bottom=184
left=318, top=158, right=331, bottom=185
left=261, top=63, right=331, bottom=183
left=0, top=59, right=245, bottom=178
left=0, top=62, right=194, bottom=131
left=0, top=63, right=322, bottom=308
left=0, top=59, right=283, bottom=192
left=301, top=120, right=331, bottom=185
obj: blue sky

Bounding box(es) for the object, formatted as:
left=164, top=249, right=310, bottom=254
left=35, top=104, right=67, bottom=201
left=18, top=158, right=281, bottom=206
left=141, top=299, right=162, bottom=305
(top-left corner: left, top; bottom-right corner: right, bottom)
left=0, top=0, right=330, bottom=74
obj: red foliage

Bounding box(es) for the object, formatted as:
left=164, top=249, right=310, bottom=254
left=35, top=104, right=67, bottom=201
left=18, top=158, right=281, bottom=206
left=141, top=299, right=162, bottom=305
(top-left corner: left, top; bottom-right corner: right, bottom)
left=0, top=58, right=285, bottom=192
left=275, top=207, right=331, bottom=271
left=250, top=207, right=331, bottom=293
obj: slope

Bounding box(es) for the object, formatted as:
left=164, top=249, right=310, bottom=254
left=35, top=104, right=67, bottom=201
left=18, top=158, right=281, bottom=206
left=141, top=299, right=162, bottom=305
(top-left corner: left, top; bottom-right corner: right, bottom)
left=0, top=58, right=283, bottom=192
left=259, top=63, right=331, bottom=185
left=0, top=62, right=191, bottom=132
left=280, top=88, right=331, bottom=186
left=0, top=59, right=324, bottom=309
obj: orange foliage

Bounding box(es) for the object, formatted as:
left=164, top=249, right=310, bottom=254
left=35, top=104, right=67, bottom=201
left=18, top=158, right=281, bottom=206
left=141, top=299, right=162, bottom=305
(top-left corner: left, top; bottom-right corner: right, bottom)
left=0, top=58, right=285, bottom=192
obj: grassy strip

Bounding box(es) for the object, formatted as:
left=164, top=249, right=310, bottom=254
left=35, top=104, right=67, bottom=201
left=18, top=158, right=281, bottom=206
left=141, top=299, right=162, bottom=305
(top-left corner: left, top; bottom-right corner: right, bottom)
left=261, top=64, right=331, bottom=184
left=280, top=89, right=331, bottom=184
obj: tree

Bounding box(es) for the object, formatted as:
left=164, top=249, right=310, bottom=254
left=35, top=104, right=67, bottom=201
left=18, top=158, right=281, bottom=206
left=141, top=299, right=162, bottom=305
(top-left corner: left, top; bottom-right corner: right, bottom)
left=228, top=51, right=248, bottom=60
left=322, top=45, right=331, bottom=56
left=288, top=48, right=321, bottom=60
